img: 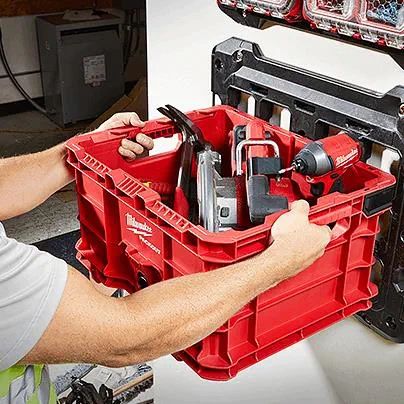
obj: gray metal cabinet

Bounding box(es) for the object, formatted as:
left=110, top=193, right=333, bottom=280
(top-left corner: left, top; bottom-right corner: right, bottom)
left=36, top=13, right=124, bottom=126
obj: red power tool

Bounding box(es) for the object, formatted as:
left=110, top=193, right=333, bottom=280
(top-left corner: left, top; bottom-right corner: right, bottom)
left=279, top=133, right=362, bottom=198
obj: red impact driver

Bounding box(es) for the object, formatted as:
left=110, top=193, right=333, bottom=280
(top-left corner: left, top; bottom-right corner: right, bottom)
left=279, top=133, right=362, bottom=198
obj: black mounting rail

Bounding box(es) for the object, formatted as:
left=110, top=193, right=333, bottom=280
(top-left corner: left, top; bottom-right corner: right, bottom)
left=218, top=4, right=404, bottom=69
left=212, top=37, right=404, bottom=342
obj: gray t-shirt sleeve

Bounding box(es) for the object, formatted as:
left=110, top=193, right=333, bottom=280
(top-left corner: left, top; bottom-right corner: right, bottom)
left=0, top=229, right=68, bottom=371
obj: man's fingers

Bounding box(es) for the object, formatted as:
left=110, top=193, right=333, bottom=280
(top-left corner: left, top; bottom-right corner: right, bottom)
left=90, top=112, right=145, bottom=134
left=324, top=225, right=332, bottom=236
left=121, top=139, right=145, bottom=155
left=116, top=112, right=145, bottom=128
left=128, top=113, right=145, bottom=128
left=99, top=113, right=145, bottom=131
left=118, top=146, right=137, bottom=160
left=290, top=200, right=310, bottom=216
left=322, top=225, right=333, bottom=241
left=312, top=224, right=332, bottom=246
left=136, top=133, right=154, bottom=150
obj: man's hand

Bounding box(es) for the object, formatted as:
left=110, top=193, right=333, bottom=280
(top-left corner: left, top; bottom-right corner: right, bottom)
left=259, top=200, right=332, bottom=283
left=91, top=112, right=154, bottom=161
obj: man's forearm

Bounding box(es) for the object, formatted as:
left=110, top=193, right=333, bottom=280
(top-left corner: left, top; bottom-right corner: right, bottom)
left=0, top=143, right=72, bottom=220
left=22, top=247, right=289, bottom=368
left=110, top=249, right=286, bottom=365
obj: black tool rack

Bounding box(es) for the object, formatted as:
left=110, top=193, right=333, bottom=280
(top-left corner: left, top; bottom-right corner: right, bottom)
left=211, top=37, right=404, bottom=342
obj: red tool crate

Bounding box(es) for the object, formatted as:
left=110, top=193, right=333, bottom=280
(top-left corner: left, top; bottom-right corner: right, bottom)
left=67, top=106, right=395, bottom=381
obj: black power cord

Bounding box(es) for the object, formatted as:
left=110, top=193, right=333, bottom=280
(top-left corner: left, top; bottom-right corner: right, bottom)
left=123, top=8, right=143, bottom=71
left=129, top=8, right=141, bottom=58
left=0, top=26, right=47, bottom=115
left=123, top=9, right=135, bottom=71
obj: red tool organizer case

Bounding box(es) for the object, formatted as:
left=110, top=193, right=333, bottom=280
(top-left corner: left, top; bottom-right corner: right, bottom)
left=67, top=106, right=395, bottom=380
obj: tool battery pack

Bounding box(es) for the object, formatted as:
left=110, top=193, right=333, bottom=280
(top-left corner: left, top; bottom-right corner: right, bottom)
left=67, top=106, right=395, bottom=380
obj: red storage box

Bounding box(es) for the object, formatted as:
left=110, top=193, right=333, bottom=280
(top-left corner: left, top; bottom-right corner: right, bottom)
left=303, top=0, right=403, bottom=49
left=218, top=0, right=303, bottom=22
left=67, top=106, right=395, bottom=381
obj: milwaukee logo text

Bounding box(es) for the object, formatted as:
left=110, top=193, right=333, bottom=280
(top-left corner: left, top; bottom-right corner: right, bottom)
left=335, top=148, right=358, bottom=167
left=126, top=213, right=152, bottom=237
left=126, top=213, right=161, bottom=255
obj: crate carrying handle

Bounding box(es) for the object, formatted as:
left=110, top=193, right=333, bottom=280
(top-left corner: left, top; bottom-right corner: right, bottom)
left=107, top=121, right=179, bottom=147
left=327, top=218, right=350, bottom=242
left=268, top=216, right=349, bottom=247
left=309, top=209, right=351, bottom=243
left=263, top=204, right=351, bottom=247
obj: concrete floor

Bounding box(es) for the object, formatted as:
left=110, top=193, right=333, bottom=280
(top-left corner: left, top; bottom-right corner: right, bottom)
left=0, top=110, right=82, bottom=243
left=0, top=110, right=85, bottom=157
left=3, top=183, right=79, bottom=244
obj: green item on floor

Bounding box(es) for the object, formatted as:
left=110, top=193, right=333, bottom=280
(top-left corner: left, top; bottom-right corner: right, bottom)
left=0, top=365, right=57, bottom=404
